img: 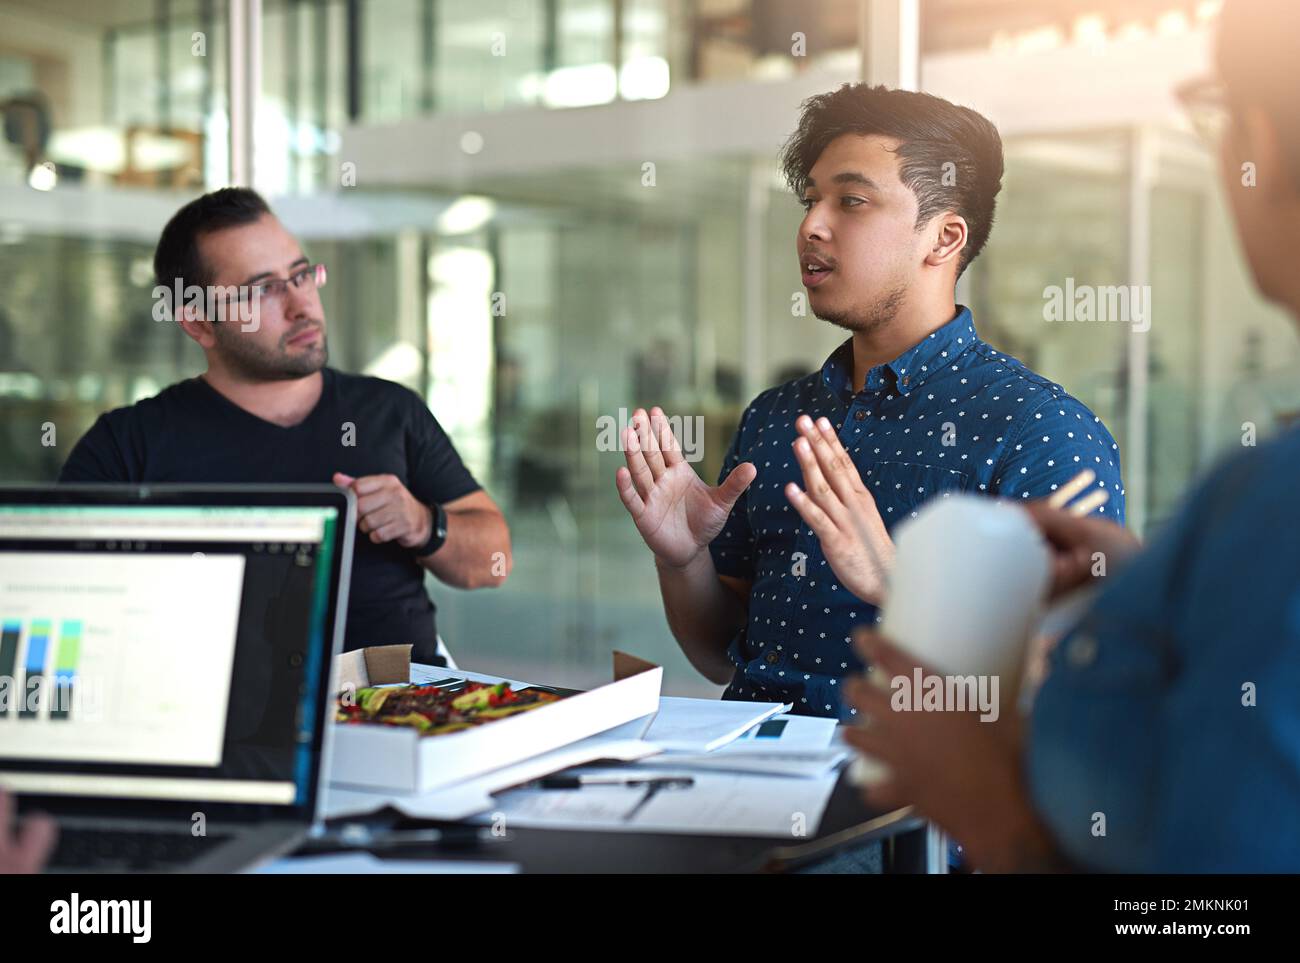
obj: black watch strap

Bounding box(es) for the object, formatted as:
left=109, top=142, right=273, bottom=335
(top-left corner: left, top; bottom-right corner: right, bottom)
left=414, top=502, right=448, bottom=557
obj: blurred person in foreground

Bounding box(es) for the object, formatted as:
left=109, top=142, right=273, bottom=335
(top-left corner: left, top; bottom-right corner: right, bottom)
left=838, top=0, right=1300, bottom=872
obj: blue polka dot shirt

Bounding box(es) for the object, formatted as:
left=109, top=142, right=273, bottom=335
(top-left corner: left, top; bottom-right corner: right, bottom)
left=708, top=306, right=1126, bottom=718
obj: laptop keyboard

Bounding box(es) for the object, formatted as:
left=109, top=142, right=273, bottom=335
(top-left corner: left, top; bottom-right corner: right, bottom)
left=50, top=827, right=233, bottom=871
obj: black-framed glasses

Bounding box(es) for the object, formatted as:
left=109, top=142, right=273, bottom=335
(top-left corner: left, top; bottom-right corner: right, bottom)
left=1176, top=75, right=1230, bottom=147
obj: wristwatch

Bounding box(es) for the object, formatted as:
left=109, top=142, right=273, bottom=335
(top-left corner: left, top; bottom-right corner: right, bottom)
left=412, top=502, right=448, bottom=557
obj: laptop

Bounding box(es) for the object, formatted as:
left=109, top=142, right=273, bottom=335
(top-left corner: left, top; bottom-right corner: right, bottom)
left=0, top=484, right=355, bottom=873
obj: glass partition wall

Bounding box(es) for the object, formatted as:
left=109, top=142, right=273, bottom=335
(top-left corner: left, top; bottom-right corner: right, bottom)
left=3, top=0, right=1294, bottom=693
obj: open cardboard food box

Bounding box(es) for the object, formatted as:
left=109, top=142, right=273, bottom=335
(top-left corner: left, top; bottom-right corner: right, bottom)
left=328, top=645, right=663, bottom=793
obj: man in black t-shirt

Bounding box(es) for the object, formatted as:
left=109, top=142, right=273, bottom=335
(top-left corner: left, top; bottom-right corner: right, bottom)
left=58, top=188, right=512, bottom=664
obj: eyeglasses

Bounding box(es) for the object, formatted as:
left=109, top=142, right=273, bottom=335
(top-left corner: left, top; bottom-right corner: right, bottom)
left=247, top=262, right=327, bottom=304
left=212, top=263, right=328, bottom=317
left=1176, top=75, right=1230, bottom=147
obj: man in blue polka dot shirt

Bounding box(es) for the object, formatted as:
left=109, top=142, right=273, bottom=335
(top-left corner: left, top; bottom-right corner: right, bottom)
left=615, top=84, right=1124, bottom=719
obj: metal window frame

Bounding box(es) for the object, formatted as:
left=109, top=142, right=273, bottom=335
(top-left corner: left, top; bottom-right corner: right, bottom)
left=227, top=0, right=262, bottom=186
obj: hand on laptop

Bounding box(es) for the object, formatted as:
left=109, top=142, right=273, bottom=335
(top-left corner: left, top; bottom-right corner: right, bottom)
left=615, top=406, right=757, bottom=569
left=784, top=415, right=894, bottom=606
left=0, top=788, right=56, bottom=875
left=1024, top=501, right=1141, bottom=601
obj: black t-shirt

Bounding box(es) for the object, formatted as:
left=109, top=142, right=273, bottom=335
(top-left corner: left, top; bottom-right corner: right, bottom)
left=56, top=368, right=480, bottom=663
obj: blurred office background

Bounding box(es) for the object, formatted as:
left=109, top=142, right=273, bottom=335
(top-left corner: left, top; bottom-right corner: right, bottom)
left=2, top=0, right=1296, bottom=693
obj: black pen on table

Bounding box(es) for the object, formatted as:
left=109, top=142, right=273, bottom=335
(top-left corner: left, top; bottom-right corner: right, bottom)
left=529, top=775, right=694, bottom=790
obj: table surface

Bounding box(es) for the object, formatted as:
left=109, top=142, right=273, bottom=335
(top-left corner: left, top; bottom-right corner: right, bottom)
left=320, top=665, right=931, bottom=873
left=324, top=772, right=927, bottom=874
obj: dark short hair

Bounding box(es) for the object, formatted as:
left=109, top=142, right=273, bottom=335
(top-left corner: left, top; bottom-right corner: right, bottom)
left=153, top=187, right=272, bottom=309
left=780, top=84, right=1004, bottom=276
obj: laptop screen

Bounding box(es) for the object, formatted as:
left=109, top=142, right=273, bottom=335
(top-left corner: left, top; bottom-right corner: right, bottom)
left=0, top=492, right=348, bottom=813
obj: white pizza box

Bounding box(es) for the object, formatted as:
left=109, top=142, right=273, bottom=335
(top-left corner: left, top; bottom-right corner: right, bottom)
left=327, top=645, right=664, bottom=793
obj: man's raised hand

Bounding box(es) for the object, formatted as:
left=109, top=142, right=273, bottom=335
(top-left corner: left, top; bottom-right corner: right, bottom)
left=784, top=414, right=894, bottom=605
left=614, top=406, right=756, bottom=569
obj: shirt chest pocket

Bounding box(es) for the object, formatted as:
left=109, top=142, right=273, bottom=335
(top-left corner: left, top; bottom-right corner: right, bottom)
left=861, top=461, right=972, bottom=531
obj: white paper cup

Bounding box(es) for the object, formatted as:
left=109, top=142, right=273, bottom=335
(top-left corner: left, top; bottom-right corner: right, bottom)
left=848, top=495, right=1050, bottom=786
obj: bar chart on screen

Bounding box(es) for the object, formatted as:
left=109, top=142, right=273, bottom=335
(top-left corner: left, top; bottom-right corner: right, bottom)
left=0, top=616, right=82, bottom=721
left=0, top=551, right=246, bottom=767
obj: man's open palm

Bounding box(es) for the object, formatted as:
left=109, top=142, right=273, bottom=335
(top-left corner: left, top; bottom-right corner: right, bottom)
left=615, top=407, right=755, bottom=569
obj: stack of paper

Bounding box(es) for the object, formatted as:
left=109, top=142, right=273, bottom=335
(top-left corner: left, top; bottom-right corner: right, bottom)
left=640, top=704, right=850, bottom=778
left=642, top=697, right=791, bottom=752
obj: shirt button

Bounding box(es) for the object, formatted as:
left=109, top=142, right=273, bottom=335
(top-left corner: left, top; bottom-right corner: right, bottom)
left=764, top=652, right=779, bottom=665
left=853, top=410, right=867, bottom=421
left=902, top=375, right=910, bottom=387
left=1066, top=634, right=1098, bottom=668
